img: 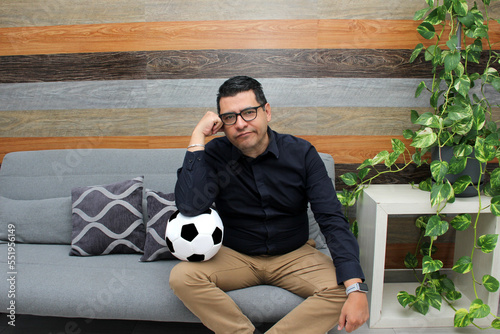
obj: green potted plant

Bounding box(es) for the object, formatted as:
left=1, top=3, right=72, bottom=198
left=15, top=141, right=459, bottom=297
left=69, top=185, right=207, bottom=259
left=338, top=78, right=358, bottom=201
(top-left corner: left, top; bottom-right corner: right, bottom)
left=339, top=0, right=500, bottom=329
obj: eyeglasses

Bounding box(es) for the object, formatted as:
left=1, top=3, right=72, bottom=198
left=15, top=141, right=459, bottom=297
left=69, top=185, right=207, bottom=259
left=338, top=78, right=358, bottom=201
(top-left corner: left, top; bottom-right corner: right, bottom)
left=219, top=104, right=265, bottom=125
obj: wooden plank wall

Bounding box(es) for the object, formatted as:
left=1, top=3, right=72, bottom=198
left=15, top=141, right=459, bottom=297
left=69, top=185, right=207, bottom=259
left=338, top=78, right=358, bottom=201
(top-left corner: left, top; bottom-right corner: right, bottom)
left=1, top=0, right=499, bottom=268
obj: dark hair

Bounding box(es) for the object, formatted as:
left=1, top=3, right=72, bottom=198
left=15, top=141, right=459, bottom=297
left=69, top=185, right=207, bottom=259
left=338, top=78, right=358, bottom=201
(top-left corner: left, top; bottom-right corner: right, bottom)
left=216, top=76, right=267, bottom=114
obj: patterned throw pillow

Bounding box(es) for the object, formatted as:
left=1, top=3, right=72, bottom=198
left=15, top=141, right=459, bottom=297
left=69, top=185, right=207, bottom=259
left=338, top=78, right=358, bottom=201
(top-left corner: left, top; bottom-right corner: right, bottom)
left=70, top=176, right=145, bottom=256
left=140, top=190, right=177, bottom=262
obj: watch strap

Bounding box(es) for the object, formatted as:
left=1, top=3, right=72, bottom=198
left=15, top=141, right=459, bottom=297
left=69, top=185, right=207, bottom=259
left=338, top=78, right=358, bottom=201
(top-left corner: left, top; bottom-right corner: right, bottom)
left=346, top=282, right=368, bottom=295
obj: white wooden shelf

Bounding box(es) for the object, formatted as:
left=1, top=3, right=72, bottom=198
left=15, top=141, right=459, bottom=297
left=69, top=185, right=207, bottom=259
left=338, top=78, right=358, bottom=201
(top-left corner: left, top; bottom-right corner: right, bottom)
left=357, top=184, right=500, bottom=328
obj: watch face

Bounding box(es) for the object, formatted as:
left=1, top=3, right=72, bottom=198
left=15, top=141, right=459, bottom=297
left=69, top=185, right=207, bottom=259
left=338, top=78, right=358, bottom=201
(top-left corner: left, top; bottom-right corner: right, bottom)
left=359, top=283, right=369, bottom=292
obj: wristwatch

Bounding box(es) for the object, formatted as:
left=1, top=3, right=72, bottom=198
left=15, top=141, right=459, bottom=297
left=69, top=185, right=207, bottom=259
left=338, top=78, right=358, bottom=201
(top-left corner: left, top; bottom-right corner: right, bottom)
left=346, top=282, right=369, bottom=295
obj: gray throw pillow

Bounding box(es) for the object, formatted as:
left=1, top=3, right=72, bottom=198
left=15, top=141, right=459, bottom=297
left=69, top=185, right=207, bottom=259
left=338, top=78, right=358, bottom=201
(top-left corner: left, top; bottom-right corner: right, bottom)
left=140, top=190, right=177, bottom=262
left=70, top=176, right=145, bottom=256
left=0, top=196, right=73, bottom=244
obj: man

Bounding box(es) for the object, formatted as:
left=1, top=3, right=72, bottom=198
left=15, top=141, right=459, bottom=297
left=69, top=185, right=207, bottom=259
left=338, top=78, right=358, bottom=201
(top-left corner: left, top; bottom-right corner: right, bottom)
left=170, top=76, right=369, bottom=333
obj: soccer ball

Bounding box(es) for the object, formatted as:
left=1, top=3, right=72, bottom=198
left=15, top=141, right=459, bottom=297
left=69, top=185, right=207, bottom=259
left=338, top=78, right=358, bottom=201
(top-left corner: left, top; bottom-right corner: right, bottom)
left=165, top=208, right=224, bottom=262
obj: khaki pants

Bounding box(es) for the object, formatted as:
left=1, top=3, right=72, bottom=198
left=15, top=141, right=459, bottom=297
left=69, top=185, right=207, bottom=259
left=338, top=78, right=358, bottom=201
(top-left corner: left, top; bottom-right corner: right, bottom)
left=169, top=240, right=347, bottom=334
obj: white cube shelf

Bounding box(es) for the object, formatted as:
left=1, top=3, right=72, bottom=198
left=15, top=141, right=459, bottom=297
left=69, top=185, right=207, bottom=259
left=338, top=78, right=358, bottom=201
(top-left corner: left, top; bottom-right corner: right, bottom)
left=357, top=184, right=500, bottom=328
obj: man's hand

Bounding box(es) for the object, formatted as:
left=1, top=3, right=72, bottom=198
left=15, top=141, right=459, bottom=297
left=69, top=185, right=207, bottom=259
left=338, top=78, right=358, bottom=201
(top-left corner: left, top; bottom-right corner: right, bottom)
left=338, top=281, right=369, bottom=332
left=188, top=111, right=224, bottom=151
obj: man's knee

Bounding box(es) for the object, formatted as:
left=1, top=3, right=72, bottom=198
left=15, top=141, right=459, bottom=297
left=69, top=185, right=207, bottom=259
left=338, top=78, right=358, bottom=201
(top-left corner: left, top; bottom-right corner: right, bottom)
left=169, top=262, right=192, bottom=292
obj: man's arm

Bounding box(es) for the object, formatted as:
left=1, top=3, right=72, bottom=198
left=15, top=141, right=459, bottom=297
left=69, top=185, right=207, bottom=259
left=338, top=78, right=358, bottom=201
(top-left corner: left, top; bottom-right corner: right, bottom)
left=175, top=112, right=223, bottom=215
left=337, top=278, right=369, bottom=332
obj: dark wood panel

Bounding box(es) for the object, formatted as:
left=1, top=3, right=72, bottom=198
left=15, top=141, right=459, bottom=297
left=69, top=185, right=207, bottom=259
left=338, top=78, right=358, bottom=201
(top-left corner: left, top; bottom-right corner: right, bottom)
left=2, top=49, right=495, bottom=83
left=335, top=163, right=431, bottom=190
left=385, top=243, right=455, bottom=269
left=0, top=52, right=147, bottom=83
left=146, top=49, right=433, bottom=80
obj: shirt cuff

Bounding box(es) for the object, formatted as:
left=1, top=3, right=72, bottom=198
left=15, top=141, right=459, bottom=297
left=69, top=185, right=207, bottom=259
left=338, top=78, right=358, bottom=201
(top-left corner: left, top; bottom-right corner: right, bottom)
left=335, top=261, right=365, bottom=285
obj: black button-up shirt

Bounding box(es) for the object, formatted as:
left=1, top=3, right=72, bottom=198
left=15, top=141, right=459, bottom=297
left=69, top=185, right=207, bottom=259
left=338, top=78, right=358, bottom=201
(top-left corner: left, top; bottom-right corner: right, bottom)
left=175, top=129, right=364, bottom=283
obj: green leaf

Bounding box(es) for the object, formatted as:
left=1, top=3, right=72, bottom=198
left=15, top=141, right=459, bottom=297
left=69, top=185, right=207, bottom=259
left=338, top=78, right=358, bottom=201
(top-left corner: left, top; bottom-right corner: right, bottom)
left=410, top=109, right=420, bottom=124
left=454, top=75, right=471, bottom=97
left=337, top=189, right=355, bottom=207
left=453, top=256, right=473, bottom=274
left=411, top=127, right=438, bottom=148
left=372, top=151, right=389, bottom=165
left=482, top=275, right=499, bottom=293
left=417, top=22, right=436, bottom=39
left=425, top=44, right=441, bottom=63
left=446, top=35, right=459, bottom=50
left=493, top=318, right=500, bottom=329
left=446, top=290, right=462, bottom=301
left=391, top=138, right=406, bottom=155
left=430, top=182, right=453, bottom=207
left=411, top=43, right=424, bottom=63
left=340, top=173, right=358, bottom=186
left=477, top=234, right=498, bottom=253
left=416, top=112, right=441, bottom=128
left=415, top=216, right=429, bottom=229
left=438, top=276, right=456, bottom=294
left=425, top=215, right=449, bottom=237
left=350, top=220, right=358, bottom=238
left=490, top=196, right=500, bottom=216
left=450, top=213, right=472, bottom=231
left=425, top=290, right=442, bottom=311
left=420, top=241, right=437, bottom=256
left=419, top=178, right=433, bottom=192
left=472, top=104, right=486, bottom=132
left=357, top=167, right=370, bottom=181
left=444, top=49, right=461, bottom=72
left=448, top=155, right=467, bottom=175
left=415, top=81, right=427, bottom=98
left=490, top=168, right=500, bottom=190
left=414, top=8, right=430, bottom=20
left=404, top=252, right=418, bottom=269
left=454, top=308, right=472, bottom=327
left=413, top=298, right=430, bottom=315
left=465, top=38, right=483, bottom=63
left=453, top=143, right=473, bottom=157
left=453, top=0, right=468, bottom=17
left=475, top=137, right=497, bottom=163
left=358, top=158, right=374, bottom=170
left=385, top=152, right=400, bottom=168
left=491, top=77, right=500, bottom=92
left=469, top=299, right=490, bottom=319
left=452, top=175, right=472, bottom=195
left=397, top=291, right=416, bottom=308
left=430, top=160, right=449, bottom=183
left=422, top=255, right=444, bottom=274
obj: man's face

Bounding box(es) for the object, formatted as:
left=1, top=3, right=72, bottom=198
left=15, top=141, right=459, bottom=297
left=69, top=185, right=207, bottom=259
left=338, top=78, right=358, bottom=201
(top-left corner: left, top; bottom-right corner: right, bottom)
left=219, top=90, right=271, bottom=158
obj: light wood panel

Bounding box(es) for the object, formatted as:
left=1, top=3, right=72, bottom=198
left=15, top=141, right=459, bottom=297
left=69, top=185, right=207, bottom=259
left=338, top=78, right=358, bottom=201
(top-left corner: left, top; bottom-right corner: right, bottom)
left=0, top=135, right=411, bottom=164
left=0, top=78, right=439, bottom=111
left=3, top=0, right=498, bottom=28
left=6, top=19, right=499, bottom=56
left=0, top=107, right=427, bottom=137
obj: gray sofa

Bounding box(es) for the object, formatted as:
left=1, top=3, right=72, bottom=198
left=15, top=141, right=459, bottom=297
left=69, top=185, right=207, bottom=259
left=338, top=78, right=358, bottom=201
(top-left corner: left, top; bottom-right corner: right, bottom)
left=0, top=148, right=334, bottom=327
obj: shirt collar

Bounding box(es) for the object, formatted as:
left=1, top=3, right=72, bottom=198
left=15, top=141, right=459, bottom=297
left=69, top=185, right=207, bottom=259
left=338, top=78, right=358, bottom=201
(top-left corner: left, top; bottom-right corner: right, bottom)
left=231, top=127, right=279, bottom=161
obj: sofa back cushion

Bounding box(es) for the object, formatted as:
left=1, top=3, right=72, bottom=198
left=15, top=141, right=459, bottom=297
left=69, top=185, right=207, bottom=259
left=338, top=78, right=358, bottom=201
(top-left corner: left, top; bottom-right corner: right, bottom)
left=0, top=196, right=73, bottom=244
left=0, top=149, right=335, bottom=248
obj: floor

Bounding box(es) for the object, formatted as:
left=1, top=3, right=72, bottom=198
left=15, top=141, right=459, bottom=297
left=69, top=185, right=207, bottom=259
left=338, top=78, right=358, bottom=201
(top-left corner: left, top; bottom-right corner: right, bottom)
left=1, top=313, right=499, bottom=334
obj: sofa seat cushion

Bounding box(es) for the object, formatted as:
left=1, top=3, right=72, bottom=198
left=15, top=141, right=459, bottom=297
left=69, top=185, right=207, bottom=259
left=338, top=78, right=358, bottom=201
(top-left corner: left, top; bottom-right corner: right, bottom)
left=0, top=244, right=304, bottom=323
